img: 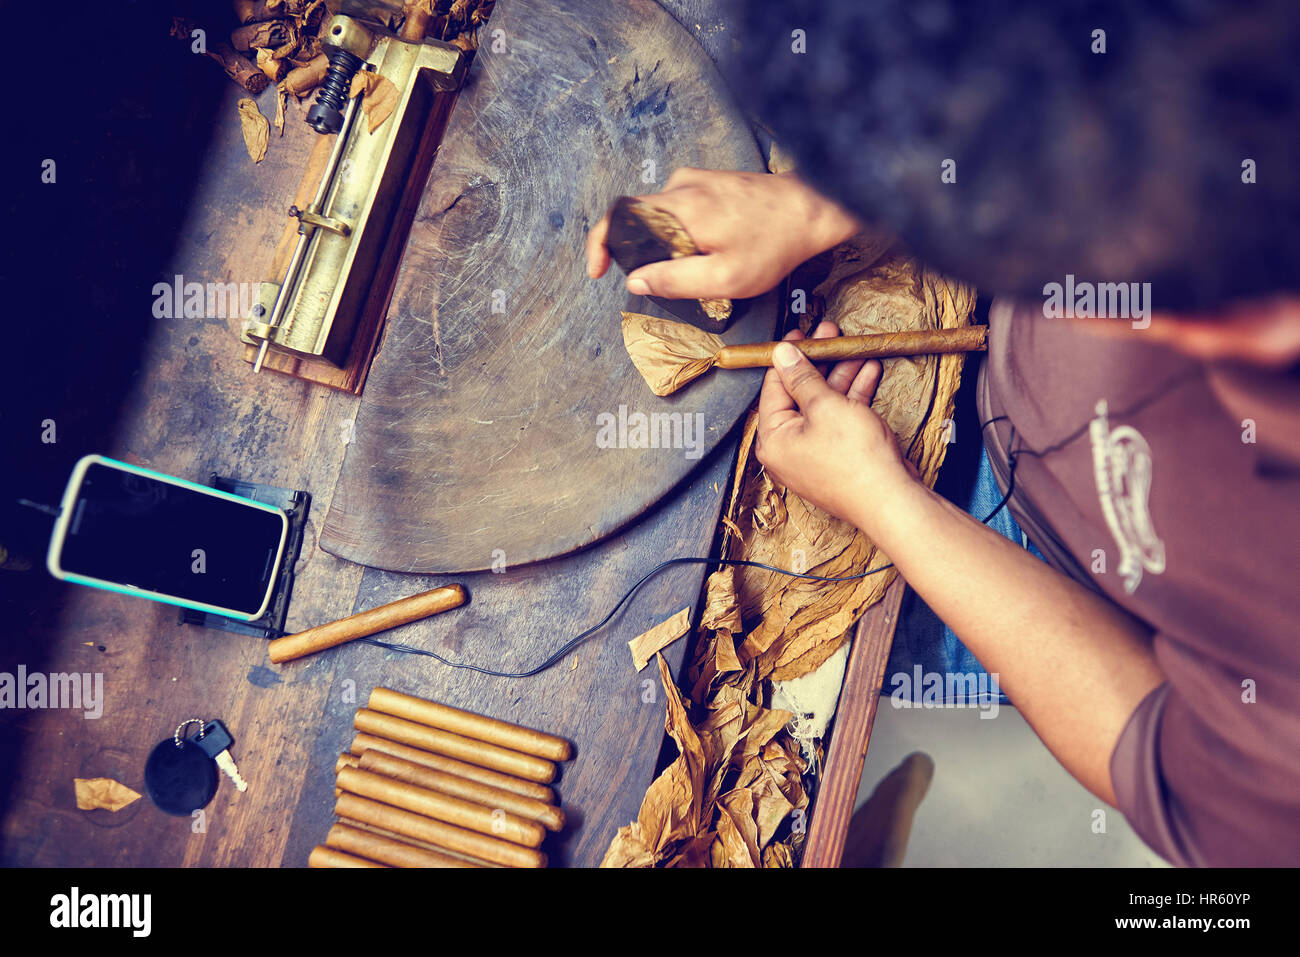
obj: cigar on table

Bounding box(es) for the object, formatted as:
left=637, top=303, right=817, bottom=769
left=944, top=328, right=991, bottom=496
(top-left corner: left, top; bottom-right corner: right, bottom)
left=350, top=732, right=556, bottom=803
left=268, top=584, right=467, bottom=664
left=337, top=767, right=546, bottom=848
left=338, top=817, right=500, bottom=867
left=335, top=793, right=547, bottom=868
left=354, top=709, right=556, bottom=784
left=326, top=822, right=479, bottom=869
left=308, top=845, right=388, bottom=868
left=357, top=749, right=566, bottom=832
left=716, top=325, right=988, bottom=368
left=368, top=687, right=573, bottom=762
left=207, top=40, right=270, bottom=94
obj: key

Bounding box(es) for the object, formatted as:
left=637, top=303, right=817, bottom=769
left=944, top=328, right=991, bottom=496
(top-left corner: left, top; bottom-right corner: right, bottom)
left=196, top=719, right=249, bottom=792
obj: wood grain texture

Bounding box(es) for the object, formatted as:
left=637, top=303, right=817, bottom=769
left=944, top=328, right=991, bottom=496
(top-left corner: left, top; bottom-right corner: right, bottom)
left=319, top=0, right=777, bottom=573
left=1, top=4, right=743, bottom=867
left=799, top=578, right=905, bottom=868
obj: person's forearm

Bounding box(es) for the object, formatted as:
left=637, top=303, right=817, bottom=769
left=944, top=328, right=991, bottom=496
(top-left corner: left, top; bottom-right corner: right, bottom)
left=852, top=477, right=1165, bottom=805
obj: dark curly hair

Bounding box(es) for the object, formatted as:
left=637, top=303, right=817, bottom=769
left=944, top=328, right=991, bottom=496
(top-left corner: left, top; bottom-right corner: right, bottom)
left=724, top=0, right=1300, bottom=313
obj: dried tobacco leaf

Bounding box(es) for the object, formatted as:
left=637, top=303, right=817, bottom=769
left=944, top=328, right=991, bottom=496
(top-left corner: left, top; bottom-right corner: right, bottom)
left=628, top=606, right=691, bottom=671
left=621, top=311, right=723, bottom=396
left=74, top=777, right=141, bottom=812
left=350, top=71, right=401, bottom=133
left=603, top=238, right=974, bottom=869
left=730, top=249, right=976, bottom=683
left=237, top=97, right=270, bottom=163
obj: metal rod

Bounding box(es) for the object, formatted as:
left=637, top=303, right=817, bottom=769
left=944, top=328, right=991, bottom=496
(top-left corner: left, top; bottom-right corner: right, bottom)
left=253, top=92, right=362, bottom=373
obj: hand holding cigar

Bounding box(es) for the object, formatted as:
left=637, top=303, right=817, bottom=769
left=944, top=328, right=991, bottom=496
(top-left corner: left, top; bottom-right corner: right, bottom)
left=622, top=312, right=986, bottom=396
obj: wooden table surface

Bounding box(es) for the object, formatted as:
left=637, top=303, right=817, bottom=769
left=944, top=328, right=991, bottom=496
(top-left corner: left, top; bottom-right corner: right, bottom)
left=1, top=0, right=899, bottom=869
left=0, top=4, right=746, bottom=868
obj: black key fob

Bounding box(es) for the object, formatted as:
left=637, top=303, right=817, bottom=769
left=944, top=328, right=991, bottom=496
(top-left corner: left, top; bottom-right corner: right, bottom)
left=144, top=737, right=217, bottom=815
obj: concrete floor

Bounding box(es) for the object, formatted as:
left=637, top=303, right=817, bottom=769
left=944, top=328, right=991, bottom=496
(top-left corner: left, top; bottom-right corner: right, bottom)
left=854, top=702, right=1170, bottom=867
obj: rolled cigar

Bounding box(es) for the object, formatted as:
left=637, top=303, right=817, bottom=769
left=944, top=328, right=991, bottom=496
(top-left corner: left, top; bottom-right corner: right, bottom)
left=308, top=845, right=387, bottom=868
left=354, top=709, right=556, bottom=783
left=335, top=793, right=547, bottom=868
left=337, top=767, right=545, bottom=848
left=335, top=752, right=361, bottom=775
left=206, top=40, right=270, bottom=94
left=400, top=1, right=433, bottom=40
left=281, top=53, right=329, bottom=97
left=338, top=818, right=499, bottom=867
left=359, top=750, right=566, bottom=832
left=233, top=0, right=279, bottom=24
left=350, top=733, right=555, bottom=802
left=326, top=822, right=480, bottom=869
left=714, top=326, right=988, bottom=369
left=369, top=687, right=573, bottom=762
left=268, top=584, right=467, bottom=664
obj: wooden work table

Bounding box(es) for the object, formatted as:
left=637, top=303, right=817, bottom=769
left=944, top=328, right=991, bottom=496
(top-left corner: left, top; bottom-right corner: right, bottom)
left=1, top=0, right=898, bottom=869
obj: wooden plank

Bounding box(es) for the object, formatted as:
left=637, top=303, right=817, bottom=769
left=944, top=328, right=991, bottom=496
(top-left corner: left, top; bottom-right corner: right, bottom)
left=319, top=0, right=778, bottom=574
left=800, top=578, right=905, bottom=868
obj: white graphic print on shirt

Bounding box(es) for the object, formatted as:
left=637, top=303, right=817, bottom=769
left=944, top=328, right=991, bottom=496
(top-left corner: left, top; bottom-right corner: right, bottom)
left=1088, top=399, right=1166, bottom=594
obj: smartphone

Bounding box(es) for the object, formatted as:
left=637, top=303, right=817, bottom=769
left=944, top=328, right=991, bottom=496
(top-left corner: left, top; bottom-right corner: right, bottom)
left=46, top=455, right=289, bottom=621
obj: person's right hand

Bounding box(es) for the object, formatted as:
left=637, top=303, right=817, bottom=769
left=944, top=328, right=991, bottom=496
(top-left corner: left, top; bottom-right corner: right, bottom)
left=756, top=321, right=916, bottom=531
left=585, top=168, right=861, bottom=301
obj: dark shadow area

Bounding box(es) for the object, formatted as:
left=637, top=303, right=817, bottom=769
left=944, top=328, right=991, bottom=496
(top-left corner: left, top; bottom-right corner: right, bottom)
left=0, top=0, right=228, bottom=851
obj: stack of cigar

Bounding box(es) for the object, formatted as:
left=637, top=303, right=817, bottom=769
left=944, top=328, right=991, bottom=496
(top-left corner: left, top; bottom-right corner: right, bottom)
left=308, top=687, right=573, bottom=868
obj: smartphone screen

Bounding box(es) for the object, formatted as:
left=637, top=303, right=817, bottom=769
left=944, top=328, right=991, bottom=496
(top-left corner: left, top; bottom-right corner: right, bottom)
left=48, top=457, right=288, bottom=620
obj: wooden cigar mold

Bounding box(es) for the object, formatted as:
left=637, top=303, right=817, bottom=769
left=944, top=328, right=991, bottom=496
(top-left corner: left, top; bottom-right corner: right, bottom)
left=310, top=687, right=574, bottom=868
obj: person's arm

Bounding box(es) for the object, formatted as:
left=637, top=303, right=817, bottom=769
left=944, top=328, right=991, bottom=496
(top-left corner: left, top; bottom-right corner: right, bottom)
left=585, top=168, right=861, bottom=299
left=757, top=330, right=1166, bottom=805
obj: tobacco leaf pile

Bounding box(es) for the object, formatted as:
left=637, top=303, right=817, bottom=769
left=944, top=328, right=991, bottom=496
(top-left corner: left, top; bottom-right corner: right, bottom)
left=171, top=0, right=493, bottom=158
left=603, top=238, right=976, bottom=868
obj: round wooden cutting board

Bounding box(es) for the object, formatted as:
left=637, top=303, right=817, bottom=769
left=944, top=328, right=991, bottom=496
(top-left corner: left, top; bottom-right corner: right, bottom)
left=320, top=0, right=777, bottom=573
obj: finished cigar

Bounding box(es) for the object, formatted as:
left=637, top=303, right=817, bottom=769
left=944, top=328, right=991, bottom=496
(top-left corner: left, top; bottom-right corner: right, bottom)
left=714, top=326, right=988, bottom=368
left=308, top=845, right=388, bottom=868
left=350, top=733, right=556, bottom=803
left=369, top=688, right=573, bottom=762
left=358, top=750, right=566, bottom=832
left=335, top=793, right=547, bottom=868
left=326, top=822, right=480, bottom=869
left=268, top=584, right=467, bottom=664
left=335, top=753, right=361, bottom=774
left=354, top=709, right=557, bottom=783
left=336, top=767, right=545, bottom=848
left=339, top=819, right=500, bottom=867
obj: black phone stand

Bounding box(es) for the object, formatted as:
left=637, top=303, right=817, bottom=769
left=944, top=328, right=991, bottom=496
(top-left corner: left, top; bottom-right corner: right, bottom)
left=177, top=474, right=311, bottom=640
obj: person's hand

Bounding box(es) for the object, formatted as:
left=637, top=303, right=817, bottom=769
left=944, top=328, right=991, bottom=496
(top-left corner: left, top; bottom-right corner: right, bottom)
left=585, top=168, right=860, bottom=300
left=755, top=321, right=916, bottom=530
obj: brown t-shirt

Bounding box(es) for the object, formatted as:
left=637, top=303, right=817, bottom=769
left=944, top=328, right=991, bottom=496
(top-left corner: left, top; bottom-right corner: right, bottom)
left=978, top=298, right=1300, bottom=866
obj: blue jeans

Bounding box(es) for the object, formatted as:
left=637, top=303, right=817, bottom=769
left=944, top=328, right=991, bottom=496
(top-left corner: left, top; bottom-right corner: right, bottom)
left=882, top=444, right=1043, bottom=707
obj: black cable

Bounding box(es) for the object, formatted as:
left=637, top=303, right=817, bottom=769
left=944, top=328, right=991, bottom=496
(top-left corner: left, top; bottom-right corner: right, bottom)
left=357, top=555, right=897, bottom=678
left=361, top=487, right=1018, bottom=677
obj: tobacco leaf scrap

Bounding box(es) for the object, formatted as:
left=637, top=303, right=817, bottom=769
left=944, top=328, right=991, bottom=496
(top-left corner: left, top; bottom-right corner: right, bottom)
left=237, top=98, right=270, bottom=163
left=349, top=71, right=401, bottom=133
left=628, top=606, right=692, bottom=672
left=621, top=311, right=723, bottom=396
left=74, top=777, right=141, bottom=812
